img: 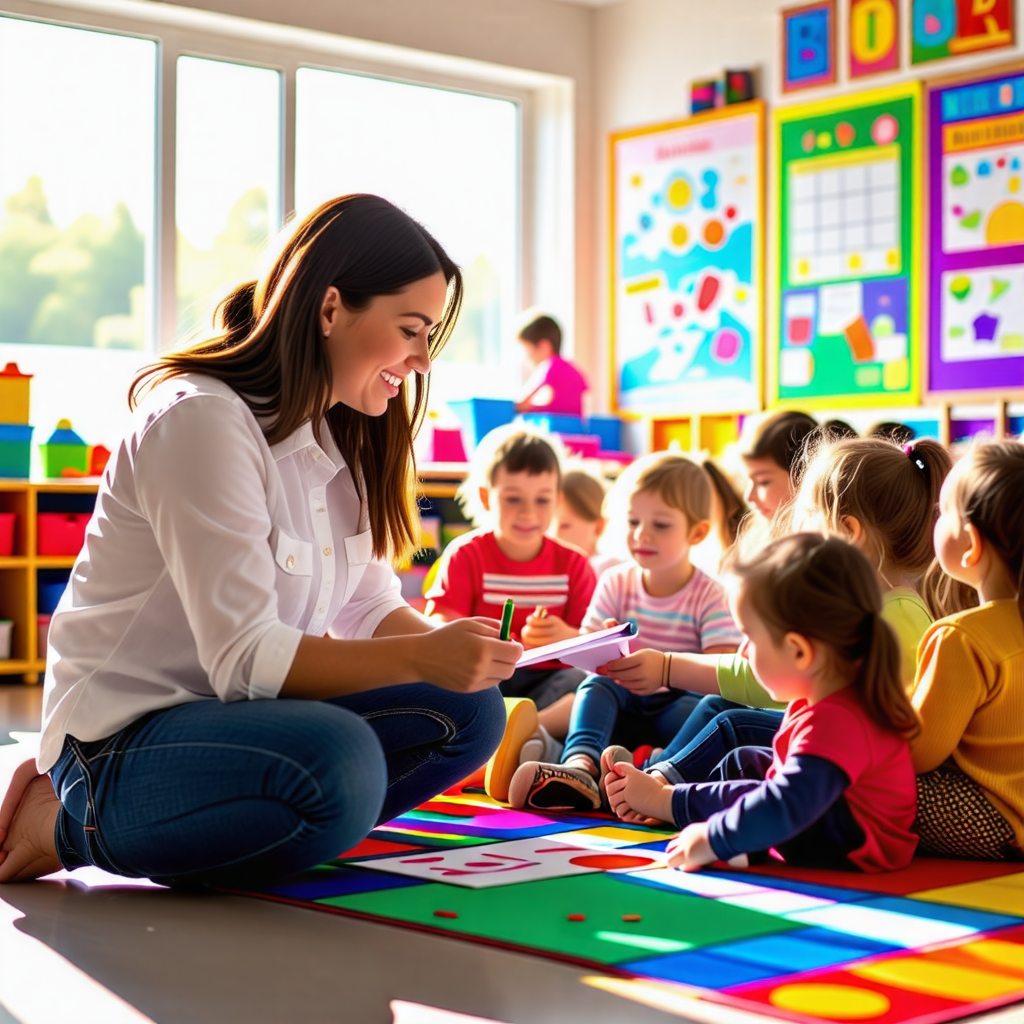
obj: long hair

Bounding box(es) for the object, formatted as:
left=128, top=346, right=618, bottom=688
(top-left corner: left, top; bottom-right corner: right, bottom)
left=950, top=439, right=1024, bottom=625
left=130, top=195, right=463, bottom=563
left=730, top=533, right=919, bottom=736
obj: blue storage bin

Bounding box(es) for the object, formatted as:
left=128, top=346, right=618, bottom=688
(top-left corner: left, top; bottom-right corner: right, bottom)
left=38, top=580, right=68, bottom=615
left=586, top=414, right=622, bottom=452
left=448, top=398, right=516, bottom=450
left=521, top=412, right=586, bottom=436
left=0, top=423, right=33, bottom=478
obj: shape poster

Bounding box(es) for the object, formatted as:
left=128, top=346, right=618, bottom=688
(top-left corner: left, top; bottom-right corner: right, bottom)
left=610, top=102, right=764, bottom=415
left=928, top=67, right=1024, bottom=396
left=911, top=0, right=1015, bottom=66
left=774, top=84, right=921, bottom=408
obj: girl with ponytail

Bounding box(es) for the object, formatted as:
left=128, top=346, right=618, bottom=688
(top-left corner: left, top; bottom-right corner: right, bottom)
left=606, top=533, right=920, bottom=873
left=912, top=439, right=1024, bottom=860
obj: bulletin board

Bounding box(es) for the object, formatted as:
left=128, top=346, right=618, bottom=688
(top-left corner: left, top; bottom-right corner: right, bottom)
left=927, top=64, right=1024, bottom=398
left=610, top=101, right=764, bottom=415
left=773, top=83, right=922, bottom=409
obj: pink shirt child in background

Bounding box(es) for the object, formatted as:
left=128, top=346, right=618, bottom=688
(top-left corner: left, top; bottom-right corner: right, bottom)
left=514, top=313, right=588, bottom=419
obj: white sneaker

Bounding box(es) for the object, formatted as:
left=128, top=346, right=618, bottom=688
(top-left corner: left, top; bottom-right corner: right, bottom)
left=518, top=725, right=564, bottom=765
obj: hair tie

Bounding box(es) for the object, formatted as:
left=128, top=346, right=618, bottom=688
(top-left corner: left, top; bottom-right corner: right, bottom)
left=903, top=443, right=927, bottom=473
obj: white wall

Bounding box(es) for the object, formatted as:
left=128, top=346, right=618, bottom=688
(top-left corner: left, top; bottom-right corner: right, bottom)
left=591, top=0, right=1024, bottom=415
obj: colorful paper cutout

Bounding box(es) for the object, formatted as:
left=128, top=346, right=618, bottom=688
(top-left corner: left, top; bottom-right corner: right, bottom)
left=782, top=1, right=837, bottom=92
left=850, top=0, right=900, bottom=78
left=911, top=0, right=1015, bottom=65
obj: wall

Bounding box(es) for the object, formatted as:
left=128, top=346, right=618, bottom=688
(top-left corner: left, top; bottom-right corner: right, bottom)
left=592, top=0, right=1024, bottom=418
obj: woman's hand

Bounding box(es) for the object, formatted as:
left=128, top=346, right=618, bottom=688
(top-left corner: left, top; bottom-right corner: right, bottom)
left=416, top=618, right=522, bottom=693
left=520, top=612, right=578, bottom=649
left=597, top=648, right=666, bottom=694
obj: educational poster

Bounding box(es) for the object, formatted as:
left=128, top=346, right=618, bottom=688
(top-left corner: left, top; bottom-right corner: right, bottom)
left=610, top=103, right=764, bottom=415
left=781, top=1, right=837, bottom=92
left=928, top=67, right=1024, bottom=395
left=849, top=0, right=900, bottom=79
left=911, top=0, right=1015, bottom=65
left=774, top=84, right=921, bottom=408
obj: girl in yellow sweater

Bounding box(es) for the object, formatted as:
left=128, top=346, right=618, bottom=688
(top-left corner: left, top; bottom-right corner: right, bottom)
left=913, top=439, right=1024, bottom=859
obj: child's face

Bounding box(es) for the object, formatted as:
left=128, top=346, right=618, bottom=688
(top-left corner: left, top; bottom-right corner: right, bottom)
left=742, top=456, right=792, bottom=520
left=626, top=488, right=703, bottom=575
left=729, top=582, right=812, bottom=704
left=518, top=336, right=551, bottom=368
left=481, top=466, right=559, bottom=561
left=551, top=497, right=603, bottom=557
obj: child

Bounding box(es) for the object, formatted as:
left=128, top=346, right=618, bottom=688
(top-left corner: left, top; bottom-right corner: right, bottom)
left=607, top=533, right=920, bottom=874
left=551, top=463, right=623, bottom=579
left=912, top=439, right=1024, bottom=860
left=513, top=313, right=588, bottom=419
left=739, top=408, right=818, bottom=524
left=508, top=452, right=741, bottom=811
left=425, top=424, right=596, bottom=710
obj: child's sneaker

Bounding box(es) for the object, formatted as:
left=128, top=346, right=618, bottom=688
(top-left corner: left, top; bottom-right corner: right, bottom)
left=508, top=761, right=601, bottom=811
left=484, top=698, right=539, bottom=803
left=518, top=725, right=564, bottom=765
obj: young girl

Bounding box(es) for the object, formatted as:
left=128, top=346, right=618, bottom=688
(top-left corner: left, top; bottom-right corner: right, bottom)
left=508, top=451, right=741, bottom=811
left=739, top=408, right=818, bottom=524
left=912, top=439, right=1024, bottom=860
left=607, top=533, right=920, bottom=874
left=550, top=463, right=622, bottom=580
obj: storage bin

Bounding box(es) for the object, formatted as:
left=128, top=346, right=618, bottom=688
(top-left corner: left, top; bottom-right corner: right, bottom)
left=0, top=619, right=12, bottom=660
left=40, top=419, right=88, bottom=478
left=559, top=433, right=601, bottom=458
left=37, top=512, right=90, bottom=556
left=448, top=398, right=515, bottom=450
left=0, top=511, right=15, bottom=555
left=586, top=414, right=623, bottom=452
left=0, top=424, right=33, bottom=478
left=521, top=412, right=586, bottom=436
left=38, top=580, right=68, bottom=615
left=37, top=613, right=51, bottom=659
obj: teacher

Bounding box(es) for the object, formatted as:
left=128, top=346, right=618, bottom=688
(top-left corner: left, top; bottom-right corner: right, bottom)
left=0, top=195, right=518, bottom=887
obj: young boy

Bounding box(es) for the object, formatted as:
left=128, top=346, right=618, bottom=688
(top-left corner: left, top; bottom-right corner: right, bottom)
left=513, top=314, right=588, bottom=419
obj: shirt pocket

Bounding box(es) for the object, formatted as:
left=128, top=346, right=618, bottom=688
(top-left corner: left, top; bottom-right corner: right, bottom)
left=341, top=528, right=373, bottom=605
left=271, top=526, right=313, bottom=621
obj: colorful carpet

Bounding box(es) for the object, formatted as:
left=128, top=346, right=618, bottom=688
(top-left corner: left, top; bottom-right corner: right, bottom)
left=227, top=782, right=1024, bottom=1024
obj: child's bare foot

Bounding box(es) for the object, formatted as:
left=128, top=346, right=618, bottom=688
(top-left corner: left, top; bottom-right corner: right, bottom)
left=0, top=770, right=62, bottom=882
left=604, top=763, right=674, bottom=825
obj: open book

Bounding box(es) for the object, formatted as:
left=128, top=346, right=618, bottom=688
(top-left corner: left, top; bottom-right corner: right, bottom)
left=515, top=620, right=638, bottom=672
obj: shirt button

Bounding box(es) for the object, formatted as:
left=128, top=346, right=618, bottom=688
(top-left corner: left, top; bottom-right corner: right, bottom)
left=317, top=508, right=326, bottom=514
left=318, top=607, right=325, bottom=614
left=323, top=546, right=332, bottom=556
left=286, top=555, right=295, bottom=569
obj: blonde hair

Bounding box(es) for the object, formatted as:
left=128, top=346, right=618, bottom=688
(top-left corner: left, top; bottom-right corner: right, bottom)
left=612, top=450, right=711, bottom=526
left=456, top=423, right=565, bottom=527
left=561, top=464, right=608, bottom=522
left=731, top=533, right=919, bottom=736
left=796, top=435, right=969, bottom=618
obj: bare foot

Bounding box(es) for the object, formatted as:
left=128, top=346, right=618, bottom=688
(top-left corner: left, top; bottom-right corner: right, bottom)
left=605, top=763, right=674, bottom=825
left=0, top=774, right=62, bottom=882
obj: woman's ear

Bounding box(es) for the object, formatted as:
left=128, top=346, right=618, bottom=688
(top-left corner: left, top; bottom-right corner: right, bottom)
left=320, top=286, right=342, bottom=338
left=784, top=631, right=815, bottom=671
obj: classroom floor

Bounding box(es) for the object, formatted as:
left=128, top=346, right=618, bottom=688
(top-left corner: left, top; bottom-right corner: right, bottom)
left=0, top=682, right=1020, bottom=1024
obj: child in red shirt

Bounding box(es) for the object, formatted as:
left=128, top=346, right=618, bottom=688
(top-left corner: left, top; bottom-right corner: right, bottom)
left=606, top=533, right=919, bottom=873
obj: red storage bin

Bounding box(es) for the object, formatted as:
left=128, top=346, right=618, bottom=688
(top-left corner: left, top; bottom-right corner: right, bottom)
left=37, top=512, right=89, bottom=556
left=0, top=511, right=14, bottom=555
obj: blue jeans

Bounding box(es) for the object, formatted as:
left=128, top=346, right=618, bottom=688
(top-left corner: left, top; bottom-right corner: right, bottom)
left=648, top=705, right=785, bottom=784
left=49, top=683, right=504, bottom=888
left=561, top=674, right=702, bottom=767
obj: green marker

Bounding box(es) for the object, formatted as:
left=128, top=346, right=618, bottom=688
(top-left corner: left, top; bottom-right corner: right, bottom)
left=500, top=598, right=514, bottom=641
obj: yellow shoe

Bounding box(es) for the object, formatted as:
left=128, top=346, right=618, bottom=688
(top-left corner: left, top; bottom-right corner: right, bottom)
left=484, top=697, right=539, bottom=803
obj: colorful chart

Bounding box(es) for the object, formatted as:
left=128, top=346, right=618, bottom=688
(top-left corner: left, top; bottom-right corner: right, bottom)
left=929, top=68, right=1024, bottom=395
left=774, top=84, right=921, bottom=408
left=911, top=0, right=1015, bottom=66
left=610, top=102, right=764, bottom=415
left=228, top=783, right=1024, bottom=1024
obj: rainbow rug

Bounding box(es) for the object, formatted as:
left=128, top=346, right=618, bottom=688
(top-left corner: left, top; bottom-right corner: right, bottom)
left=227, top=782, right=1024, bottom=1024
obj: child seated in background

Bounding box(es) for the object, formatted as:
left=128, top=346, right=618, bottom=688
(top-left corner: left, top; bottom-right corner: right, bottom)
left=508, top=452, right=741, bottom=812
left=424, top=425, right=596, bottom=800
left=607, top=533, right=920, bottom=874
left=738, top=408, right=818, bottom=527
left=912, top=439, right=1024, bottom=860
left=513, top=313, right=588, bottom=419
left=550, top=463, right=623, bottom=580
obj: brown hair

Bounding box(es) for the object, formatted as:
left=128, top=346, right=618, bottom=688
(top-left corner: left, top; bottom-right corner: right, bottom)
left=703, top=458, right=748, bottom=549
left=741, top=409, right=818, bottom=473
left=797, top=436, right=967, bottom=616
left=129, top=195, right=462, bottom=564
left=731, top=533, right=919, bottom=736
left=518, top=314, right=562, bottom=355
left=615, top=450, right=711, bottom=526
left=561, top=465, right=608, bottom=523
left=949, top=439, right=1024, bottom=624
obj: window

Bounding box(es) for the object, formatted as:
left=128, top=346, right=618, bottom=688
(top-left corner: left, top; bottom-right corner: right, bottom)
left=176, top=56, right=282, bottom=342
left=0, top=16, right=156, bottom=350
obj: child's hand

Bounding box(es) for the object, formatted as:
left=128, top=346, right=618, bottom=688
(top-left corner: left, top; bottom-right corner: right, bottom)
left=604, top=762, right=674, bottom=825
left=521, top=612, right=577, bottom=648
left=418, top=618, right=522, bottom=692
left=597, top=648, right=666, bottom=694
left=666, top=822, right=716, bottom=872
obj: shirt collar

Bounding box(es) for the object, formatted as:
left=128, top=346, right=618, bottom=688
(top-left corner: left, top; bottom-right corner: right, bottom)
left=269, top=418, right=347, bottom=471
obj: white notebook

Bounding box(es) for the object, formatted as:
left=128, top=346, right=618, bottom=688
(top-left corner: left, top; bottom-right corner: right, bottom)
left=515, top=620, right=638, bottom=672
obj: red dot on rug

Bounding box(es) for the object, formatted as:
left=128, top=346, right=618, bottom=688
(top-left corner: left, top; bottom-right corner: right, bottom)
left=568, top=854, right=656, bottom=870
left=567, top=913, right=586, bottom=922
left=622, top=914, right=642, bottom=922
left=433, top=910, right=459, bottom=919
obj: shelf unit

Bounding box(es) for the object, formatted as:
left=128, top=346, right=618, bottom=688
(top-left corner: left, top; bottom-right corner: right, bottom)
left=0, top=479, right=100, bottom=684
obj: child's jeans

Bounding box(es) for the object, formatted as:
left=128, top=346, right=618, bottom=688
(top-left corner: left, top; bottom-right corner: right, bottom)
left=560, top=673, right=702, bottom=767
left=49, top=682, right=504, bottom=889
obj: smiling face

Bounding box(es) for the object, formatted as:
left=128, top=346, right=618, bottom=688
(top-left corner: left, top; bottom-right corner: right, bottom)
left=483, top=466, right=559, bottom=561
left=626, top=488, right=703, bottom=580
left=320, top=271, right=448, bottom=415
left=742, top=456, right=793, bottom=520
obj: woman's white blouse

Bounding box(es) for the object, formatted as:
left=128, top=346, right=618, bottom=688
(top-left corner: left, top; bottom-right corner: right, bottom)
left=38, top=374, right=407, bottom=772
